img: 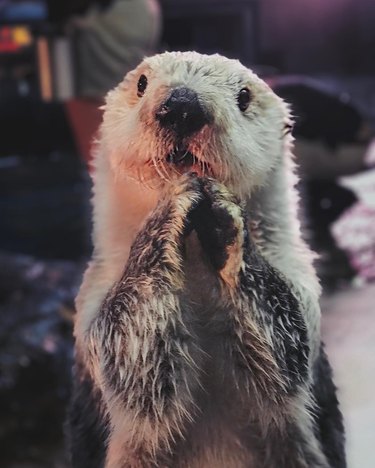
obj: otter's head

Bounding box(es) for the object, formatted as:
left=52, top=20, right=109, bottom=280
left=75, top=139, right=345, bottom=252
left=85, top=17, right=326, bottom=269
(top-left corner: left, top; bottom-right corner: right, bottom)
left=100, top=52, right=293, bottom=197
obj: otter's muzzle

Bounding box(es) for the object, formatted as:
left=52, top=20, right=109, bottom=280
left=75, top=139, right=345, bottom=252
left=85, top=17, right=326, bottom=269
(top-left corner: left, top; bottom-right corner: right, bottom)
left=156, top=87, right=209, bottom=138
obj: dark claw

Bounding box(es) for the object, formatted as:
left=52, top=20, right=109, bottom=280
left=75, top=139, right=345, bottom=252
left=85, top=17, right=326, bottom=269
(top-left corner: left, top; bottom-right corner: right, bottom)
left=187, top=180, right=239, bottom=270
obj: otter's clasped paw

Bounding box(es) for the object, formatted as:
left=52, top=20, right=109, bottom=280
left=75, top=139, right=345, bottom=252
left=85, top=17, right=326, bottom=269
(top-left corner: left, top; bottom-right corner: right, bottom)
left=190, top=178, right=246, bottom=288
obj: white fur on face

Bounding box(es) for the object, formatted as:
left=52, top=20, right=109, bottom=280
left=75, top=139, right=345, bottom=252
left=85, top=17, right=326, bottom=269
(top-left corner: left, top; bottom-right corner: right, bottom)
left=100, top=51, right=292, bottom=197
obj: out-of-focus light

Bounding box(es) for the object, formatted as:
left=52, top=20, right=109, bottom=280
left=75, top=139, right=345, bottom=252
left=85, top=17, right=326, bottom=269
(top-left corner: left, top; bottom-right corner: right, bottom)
left=0, top=25, right=32, bottom=53
left=13, top=26, right=32, bottom=46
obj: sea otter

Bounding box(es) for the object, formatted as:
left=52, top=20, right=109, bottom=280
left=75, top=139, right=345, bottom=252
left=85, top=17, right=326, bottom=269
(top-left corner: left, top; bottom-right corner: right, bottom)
left=67, top=52, right=346, bottom=468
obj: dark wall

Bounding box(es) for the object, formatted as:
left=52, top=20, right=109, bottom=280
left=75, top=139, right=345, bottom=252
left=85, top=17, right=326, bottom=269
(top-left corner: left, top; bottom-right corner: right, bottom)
left=260, top=0, right=375, bottom=73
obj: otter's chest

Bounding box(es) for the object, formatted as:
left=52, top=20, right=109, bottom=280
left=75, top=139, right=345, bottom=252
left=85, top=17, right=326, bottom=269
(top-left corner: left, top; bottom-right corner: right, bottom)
left=182, top=232, right=222, bottom=317
left=181, top=232, right=238, bottom=366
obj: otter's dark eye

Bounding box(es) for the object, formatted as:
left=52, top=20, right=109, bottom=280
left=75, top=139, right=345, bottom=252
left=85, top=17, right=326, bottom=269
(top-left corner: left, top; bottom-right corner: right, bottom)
left=137, top=74, right=148, bottom=97
left=237, top=88, right=251, bottom=112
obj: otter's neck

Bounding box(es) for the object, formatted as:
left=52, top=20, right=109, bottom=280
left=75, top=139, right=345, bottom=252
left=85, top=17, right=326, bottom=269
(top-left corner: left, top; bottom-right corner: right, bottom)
left=92, top=155, right=160, bottom=272
left=248, top=155, right=320, bottom=299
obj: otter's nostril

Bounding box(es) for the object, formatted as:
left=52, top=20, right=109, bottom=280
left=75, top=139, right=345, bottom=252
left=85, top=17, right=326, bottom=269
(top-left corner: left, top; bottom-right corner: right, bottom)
left=156, top=104, right=170, bottom=119
left=156, top=87, right=209, bottom=137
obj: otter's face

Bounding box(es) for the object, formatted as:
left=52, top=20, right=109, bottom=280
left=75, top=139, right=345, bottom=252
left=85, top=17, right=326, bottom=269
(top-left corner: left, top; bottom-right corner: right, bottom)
left=101, top=52, right=292, bottom=197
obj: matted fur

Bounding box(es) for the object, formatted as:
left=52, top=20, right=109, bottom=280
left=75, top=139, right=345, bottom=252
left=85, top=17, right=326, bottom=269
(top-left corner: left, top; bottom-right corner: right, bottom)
left=68, top=52, right=346, bottom=468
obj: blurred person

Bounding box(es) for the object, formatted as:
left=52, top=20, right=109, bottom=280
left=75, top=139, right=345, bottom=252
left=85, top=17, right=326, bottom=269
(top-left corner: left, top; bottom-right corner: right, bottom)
left=69, top=0, right=161, bottom=99
left=61, top=0, right=162, bottom=161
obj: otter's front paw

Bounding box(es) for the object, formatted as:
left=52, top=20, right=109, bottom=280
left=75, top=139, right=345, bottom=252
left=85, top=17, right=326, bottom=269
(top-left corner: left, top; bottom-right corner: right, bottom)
left=190, top=178, right=246, bottom=288
left=141, top=173, right=203, bottom=243
left=168, top=173, right=204, bottom=236
left=123, top=173, right=203, bottom=282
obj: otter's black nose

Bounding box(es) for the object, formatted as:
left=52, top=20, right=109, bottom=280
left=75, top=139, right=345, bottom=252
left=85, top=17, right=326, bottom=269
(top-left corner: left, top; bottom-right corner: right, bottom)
left=156, top=87, right=209, bottom=137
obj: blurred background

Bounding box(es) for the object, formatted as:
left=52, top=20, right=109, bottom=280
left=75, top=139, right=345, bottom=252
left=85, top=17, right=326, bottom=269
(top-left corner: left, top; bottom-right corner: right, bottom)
left=0, top=1, right=374, bottom=466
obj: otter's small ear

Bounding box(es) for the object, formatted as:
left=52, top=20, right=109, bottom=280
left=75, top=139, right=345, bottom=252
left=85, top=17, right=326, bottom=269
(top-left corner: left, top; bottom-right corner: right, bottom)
left=283, top=122, right=293, bottom=137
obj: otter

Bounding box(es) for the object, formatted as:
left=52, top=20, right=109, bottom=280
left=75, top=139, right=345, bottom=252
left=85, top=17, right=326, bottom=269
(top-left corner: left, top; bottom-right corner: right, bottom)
left=67, top=52, right=346, bottom=468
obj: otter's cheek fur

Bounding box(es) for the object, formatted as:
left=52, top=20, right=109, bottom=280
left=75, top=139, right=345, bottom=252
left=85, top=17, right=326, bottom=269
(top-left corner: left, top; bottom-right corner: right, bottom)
left=67, top=52, right=346, bottom=468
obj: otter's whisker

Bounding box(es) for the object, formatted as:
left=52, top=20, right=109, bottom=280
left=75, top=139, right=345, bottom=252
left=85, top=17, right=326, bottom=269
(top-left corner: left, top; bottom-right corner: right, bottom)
left=158, top=155, right=173, bottom=182
left=151, top=154, right=169, bottom=183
